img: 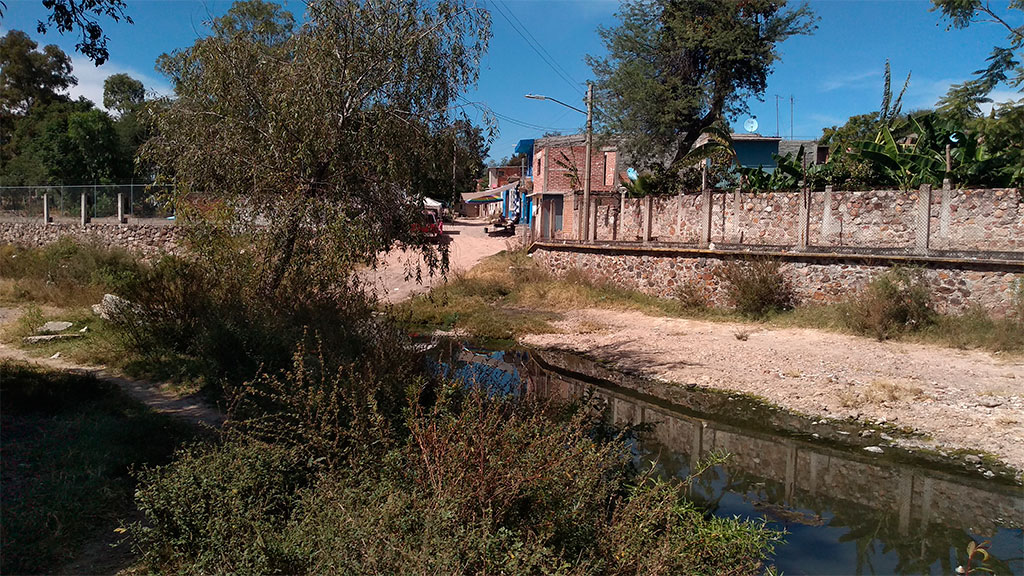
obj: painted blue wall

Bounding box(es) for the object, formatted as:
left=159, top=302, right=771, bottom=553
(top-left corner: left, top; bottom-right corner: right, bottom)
left=734, top=140, right=781, bottom=170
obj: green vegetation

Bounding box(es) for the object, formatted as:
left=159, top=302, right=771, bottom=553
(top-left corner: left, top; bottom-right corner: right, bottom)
left=714, top=259, right=794, bottom=319
left=0, top=361, right=194, bottom=574
left=0, top=238, right=140, bottom=306
left=0, top=30, right=153, bottom=186
left=400, top=251, right=1024, bottom=354
left=588, top=0, right=816, bottom=183
left=132, top=348, right=780, bottom=575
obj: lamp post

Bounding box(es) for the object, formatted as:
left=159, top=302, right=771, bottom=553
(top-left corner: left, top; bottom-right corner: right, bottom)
left=525, top=82, right=594, bottom=242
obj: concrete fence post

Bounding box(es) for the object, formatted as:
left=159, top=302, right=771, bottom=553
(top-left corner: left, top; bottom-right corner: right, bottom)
left=590, top=197, right=599, bottom=242
left=938, top=179, right=952, bottom=250
left=700, top=187, right=712, bottom=247
left=798, top=187, right=810, bottom=250
left=916, top=184, right=932, bottom=255
left=619, top=189, right=626, bottom=241
left=80, top=192, right=90, bottom=226
left=43, top=193, right=51, bottom=224
left=643, top=195, right=653, bottom=244
left=117, top=192, right=126, bottom=224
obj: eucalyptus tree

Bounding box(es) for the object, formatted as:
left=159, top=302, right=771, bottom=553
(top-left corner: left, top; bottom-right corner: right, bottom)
left=145, top=0, right=490, bottom=297
left=588, top=0, right=816, bottom=180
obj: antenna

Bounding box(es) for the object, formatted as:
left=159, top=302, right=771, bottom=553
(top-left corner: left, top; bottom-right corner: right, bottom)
left=790, top=95, right=795, bottom=140
left=743, top=117, right=759, bottom=134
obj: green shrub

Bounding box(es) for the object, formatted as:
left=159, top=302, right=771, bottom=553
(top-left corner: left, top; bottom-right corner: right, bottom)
left=133, top=349, right=780, bottom=575
left=714, top=259, right=793, bottom=318
left=845, top=267, right=934, bottom=340
left=133, top=440, right=310, bottom=576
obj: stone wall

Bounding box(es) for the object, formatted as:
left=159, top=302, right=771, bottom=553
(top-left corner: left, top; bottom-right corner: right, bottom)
left=531, top=244, right=1023, bottom=316
left=582, top=187, right=1022, bottom=256
left=0, top=221, right=183, bottom=258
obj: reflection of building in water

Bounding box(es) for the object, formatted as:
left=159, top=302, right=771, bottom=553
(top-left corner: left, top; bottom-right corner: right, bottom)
left=524, top=350, right=1023, bottom=538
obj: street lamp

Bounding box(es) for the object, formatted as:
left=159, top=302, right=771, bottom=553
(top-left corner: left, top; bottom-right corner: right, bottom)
left=525, top=82, right=594, bottom=242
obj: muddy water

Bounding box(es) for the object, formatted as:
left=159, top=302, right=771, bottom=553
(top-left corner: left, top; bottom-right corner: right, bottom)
left=428, top=341, right=1024, bottom=576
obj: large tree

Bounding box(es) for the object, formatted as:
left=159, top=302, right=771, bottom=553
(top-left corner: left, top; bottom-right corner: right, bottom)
left=0, top=30, right=75, bottom=117
left=103, top=72, right=144, bottom=116
left=588, top=0, right=816, bottom=176
left=146, top=0, right=490, bottom=296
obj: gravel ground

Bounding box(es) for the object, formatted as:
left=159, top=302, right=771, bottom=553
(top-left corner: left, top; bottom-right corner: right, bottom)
left=523, top=308, right=1024, bottom=473
left=363, top=217, right=515, bottom=303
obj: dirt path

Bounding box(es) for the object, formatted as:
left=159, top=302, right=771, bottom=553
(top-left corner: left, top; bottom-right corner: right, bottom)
left=0, top=337, right=223, bottom=430
left=523, top=308, right=1024, bottom=472
left=364, top=218, right=514, bottom=303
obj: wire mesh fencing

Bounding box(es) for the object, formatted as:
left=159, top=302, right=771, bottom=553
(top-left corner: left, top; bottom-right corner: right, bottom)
left=0, top=184, right=176, bottom=222
left=548, top=186, right=1022, bottom=261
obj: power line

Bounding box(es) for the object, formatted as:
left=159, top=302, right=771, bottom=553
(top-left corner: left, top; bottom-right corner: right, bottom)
left=489, top=0, right=582, bottom=95
left=459, top=97, right=577, bottom=133
left=497, top=0, right=580, bottom=89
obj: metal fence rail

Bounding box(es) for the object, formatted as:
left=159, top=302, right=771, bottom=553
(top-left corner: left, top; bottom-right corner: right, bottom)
left=0, top=184, right=175, bottom=222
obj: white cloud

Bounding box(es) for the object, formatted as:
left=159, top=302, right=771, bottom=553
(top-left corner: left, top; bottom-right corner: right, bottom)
left=64, top=56, right=172, bottom=111
left=907, top=77, right=1022, bottom=113
left=820, top=70, right=881, bottom=92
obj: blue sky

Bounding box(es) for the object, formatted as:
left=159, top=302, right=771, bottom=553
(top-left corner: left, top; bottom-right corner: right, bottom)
left=2, top=0, right=1019, bottom=162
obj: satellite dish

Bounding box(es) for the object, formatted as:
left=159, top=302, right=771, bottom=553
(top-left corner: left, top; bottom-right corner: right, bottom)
left=743, top=117, right=758, bottom=133
left=949, top=132, right=962, bottom=143
left=626, top=167, right=639, bottom=182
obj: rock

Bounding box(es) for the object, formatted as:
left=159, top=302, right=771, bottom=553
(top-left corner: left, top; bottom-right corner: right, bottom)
left=978, top=398, right=1003, bottom=408
left=50, top=352, right=61, bottom=359
left=23, top=334, right=83, bottom=344
left=879, top=433, right=893, bottom=441
left=92, top=293, right=137, bottom=322
left=965, top=454, right=983, bottom=465
left=79, top=326, right=89, bottom=333
left=983, top=470, right=995, bottom=479
left=37, top=321, right=73, bottom=333
left=863, top=446, right=884, bottom=454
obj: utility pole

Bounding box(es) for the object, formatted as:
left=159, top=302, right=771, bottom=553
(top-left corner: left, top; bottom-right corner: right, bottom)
left=582, top=81, right=593, bottom=242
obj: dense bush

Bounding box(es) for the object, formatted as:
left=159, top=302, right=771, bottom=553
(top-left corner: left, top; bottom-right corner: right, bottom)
left=132, top=351, right=780, bottom=576
left=844, top=267, right=933, bottom=340
left=714, top=259, right=793, bottom=318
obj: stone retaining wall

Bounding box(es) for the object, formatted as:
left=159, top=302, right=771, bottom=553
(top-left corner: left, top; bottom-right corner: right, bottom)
left=0, top=221, right=183, bottom=258
left=531, top=244, right=1023, bottom=317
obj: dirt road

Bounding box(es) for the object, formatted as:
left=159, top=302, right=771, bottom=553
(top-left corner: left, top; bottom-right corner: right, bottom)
left=364, top=218, right=514, bottom=303
left=523, top=308, right=1024, bottom=473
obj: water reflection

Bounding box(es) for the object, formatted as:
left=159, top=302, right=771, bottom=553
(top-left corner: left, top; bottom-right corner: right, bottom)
left=426, top=341, right=1024, bottom=575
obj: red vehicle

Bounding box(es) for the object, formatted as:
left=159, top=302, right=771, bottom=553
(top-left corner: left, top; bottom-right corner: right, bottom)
left=413, top=210, right=443, bottom=239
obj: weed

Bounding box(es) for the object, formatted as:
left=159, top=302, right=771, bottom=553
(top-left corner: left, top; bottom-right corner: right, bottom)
left=844, top=267, right=933, bottom=340
left=713, top=259, right=793, bottom=318
left=734, top=328, right=751, bottom=341
left=674, top=279, right=708, bottom=310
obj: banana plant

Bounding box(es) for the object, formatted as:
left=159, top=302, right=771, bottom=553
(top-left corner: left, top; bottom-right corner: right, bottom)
left=852, top=122, right=945, bottom=190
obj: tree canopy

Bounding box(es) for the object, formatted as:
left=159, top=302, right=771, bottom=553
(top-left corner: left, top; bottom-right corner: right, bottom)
left=932, top=0, right=1023, bottom=118
left=146, top=0, right=491, bottom=295
left=588, top=0, right=816, bottom=177
left=4, top=0, right=133, bottom=65
left=103, top=72, right=144, bottom=116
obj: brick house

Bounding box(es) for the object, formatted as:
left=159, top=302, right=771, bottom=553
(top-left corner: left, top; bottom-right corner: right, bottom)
left=530, top=134, right=620, bottom=241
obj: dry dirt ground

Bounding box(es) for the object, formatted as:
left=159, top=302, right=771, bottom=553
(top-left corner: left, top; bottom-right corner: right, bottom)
left=363, top=217, right=515, bottom=303
left=523, top=308, right=1024, bottom=473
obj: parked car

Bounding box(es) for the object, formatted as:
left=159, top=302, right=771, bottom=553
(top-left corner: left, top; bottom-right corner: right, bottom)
left=412, top=210, right=443, bottom=239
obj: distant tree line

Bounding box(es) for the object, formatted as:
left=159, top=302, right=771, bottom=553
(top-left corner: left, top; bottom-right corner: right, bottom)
left=0, top=29, right=154, bottom=185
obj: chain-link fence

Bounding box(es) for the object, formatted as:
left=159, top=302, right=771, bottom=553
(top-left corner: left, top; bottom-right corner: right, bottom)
left=0, top=184, right=175, bottom=222
left=551, top=186, right=1023, bottom=261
